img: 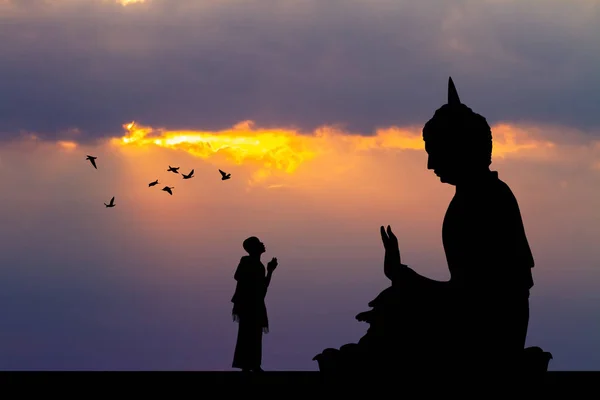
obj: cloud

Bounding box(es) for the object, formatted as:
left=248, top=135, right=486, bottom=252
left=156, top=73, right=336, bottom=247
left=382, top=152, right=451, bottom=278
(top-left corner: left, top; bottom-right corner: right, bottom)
left=117, top=0, right=146, bottom=5
left=112, top=119, right=596, bottom=187
left=16, top=116, right=600, bottom=190
left=0, top=0, right=599, bottom=141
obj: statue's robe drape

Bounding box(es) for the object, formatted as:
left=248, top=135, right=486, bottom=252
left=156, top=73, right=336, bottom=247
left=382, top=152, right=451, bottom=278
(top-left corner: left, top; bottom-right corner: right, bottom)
left=364, top=171, right=534, bottom=371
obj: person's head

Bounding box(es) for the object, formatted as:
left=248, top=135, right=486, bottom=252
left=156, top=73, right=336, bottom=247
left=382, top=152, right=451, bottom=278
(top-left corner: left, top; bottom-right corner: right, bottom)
left=243, top=236, right=266, bottom=255
left=422, top=77, right=493, bottom=185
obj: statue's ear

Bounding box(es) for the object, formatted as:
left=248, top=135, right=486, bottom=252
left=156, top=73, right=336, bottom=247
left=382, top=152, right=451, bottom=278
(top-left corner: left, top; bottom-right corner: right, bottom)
left=448, top=76, right=461, bottom=105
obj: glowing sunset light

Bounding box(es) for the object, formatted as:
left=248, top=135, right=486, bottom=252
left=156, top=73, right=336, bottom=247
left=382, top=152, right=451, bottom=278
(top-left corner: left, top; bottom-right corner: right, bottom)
left=114, top=120, right=558, bottom=177
left=56, top=140, right=78, bottom=151
left=113, top=120, right=318, bottom=174
left=117, top=0, right=146, bottom=5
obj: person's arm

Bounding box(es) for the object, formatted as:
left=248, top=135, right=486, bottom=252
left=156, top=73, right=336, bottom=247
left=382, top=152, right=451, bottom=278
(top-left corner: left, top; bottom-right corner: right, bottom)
left=264, top=258, right=277, bottom=297
left=232, top=258, right=251, bottom=306
left=265, top=269, right=273, bottom=288
left=234, top=257, right=251, bottom=281
left=264, top=270, right=273, bottom=292
left=232, top=258, right=251, bottom=320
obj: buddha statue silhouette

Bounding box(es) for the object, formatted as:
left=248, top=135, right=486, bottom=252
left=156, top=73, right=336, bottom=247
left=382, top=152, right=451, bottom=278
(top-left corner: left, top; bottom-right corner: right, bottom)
left=313, top=77, right=552, bottom=378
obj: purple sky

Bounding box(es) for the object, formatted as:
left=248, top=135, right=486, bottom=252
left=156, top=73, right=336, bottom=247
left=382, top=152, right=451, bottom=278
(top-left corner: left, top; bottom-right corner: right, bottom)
left=0, top=0, right=599, bottom=371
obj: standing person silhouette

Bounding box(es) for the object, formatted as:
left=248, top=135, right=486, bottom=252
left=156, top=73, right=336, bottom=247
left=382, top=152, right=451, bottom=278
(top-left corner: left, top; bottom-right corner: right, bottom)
left=231, top=236, right=278, bottom=372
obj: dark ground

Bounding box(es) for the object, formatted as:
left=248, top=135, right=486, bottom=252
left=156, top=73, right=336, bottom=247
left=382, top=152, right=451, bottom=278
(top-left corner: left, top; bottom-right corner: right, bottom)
left=1, top=371, right=597, bottom=394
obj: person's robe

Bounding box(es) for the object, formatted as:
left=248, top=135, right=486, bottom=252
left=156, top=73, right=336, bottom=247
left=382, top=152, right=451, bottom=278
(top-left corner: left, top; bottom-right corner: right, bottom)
left=231, top=256, right=269, bottom=370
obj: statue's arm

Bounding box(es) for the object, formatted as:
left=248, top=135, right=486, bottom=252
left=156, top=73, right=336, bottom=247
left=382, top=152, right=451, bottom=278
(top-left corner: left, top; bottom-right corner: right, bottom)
left=388, top=259, right=448, bottom=289
left=381, top=224, right=448, bottom=287
left=468, top=185, right=534, bottom=287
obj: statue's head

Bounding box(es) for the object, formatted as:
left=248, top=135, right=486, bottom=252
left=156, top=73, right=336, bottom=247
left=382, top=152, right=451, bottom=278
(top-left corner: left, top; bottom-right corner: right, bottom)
left=243, top=236, right=266, bottom=255
left=422, top=77, right=492, bottom=185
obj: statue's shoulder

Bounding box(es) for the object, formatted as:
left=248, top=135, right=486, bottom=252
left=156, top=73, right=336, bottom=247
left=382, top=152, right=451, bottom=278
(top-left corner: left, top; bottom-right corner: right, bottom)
left=494, top=177, right=518, bottom=202
left=490, top=177, right=525, bottom=220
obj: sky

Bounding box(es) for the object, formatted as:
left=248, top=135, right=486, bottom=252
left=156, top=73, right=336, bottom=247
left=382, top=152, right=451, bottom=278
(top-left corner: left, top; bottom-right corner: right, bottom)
left=0, top=0, right=599, bottom=371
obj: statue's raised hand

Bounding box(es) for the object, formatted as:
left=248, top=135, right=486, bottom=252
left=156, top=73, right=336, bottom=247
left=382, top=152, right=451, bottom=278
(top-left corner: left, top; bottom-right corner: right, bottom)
left=381, top=225, right=401, bottom=261
left=380, top=225, right=402, bottom=282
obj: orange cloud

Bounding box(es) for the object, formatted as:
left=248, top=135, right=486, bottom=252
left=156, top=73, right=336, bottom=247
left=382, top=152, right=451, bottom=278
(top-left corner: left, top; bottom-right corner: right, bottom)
left=112, top=121, right=319, bottom=184
left=57, top=140, right=78, bottom=151
left=113, top=120, right=559, bottom=179
left=116, top=0, right=146, bottom=5
left=489, top=123, right=556, bottom=158
left=14, top=118, right=595, bottom=192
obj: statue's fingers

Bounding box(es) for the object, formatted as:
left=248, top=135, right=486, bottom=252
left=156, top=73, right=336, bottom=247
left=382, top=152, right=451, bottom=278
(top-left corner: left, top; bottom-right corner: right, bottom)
left=380, top=226, right=388, bottom=244
left=387, top=225, right=398, bottom=241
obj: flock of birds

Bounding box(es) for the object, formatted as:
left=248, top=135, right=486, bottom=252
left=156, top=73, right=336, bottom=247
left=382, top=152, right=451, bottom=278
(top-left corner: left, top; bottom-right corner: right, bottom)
left=85, top=155, right=232, bottom=208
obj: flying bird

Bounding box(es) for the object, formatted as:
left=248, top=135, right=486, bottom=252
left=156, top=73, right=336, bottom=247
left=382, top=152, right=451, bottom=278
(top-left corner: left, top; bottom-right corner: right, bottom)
left=86, top=155, right=97, bottom=169
left=167, top=166, right=180, bottom=174
left=219, top=169, right=231, bottom=180
left=104, top=196, right=115, bottom=208
left=162, top=186, right=174, bottom=195
left=182, top=169, right=194, bottom=179
left=148, top=179, right=159, bottom=187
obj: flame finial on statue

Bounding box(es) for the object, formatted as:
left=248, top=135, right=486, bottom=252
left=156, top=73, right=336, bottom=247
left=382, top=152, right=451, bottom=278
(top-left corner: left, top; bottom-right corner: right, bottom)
left=423, top=76, right=493, bottom=167
left=448, top=76, right=461, bottom=105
